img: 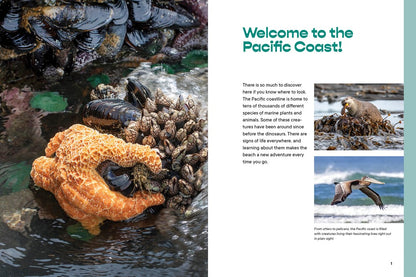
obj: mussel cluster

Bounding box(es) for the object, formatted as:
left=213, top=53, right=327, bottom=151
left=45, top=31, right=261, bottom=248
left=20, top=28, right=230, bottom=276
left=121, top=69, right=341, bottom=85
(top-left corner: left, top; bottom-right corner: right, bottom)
left=314, top=114, right=396, bottom=136
left=0, top=0, right=205, bottom=77
left=83, top=78, right=207, bottom=213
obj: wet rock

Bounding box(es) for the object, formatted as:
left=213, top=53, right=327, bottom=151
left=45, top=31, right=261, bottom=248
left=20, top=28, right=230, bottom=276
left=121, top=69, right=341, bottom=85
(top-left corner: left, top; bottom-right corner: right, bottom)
left=2, top=208, right=37, bottom=233
left=0, top=189, right=37, bottom=233
left=154, top=208, right=179, bottom=236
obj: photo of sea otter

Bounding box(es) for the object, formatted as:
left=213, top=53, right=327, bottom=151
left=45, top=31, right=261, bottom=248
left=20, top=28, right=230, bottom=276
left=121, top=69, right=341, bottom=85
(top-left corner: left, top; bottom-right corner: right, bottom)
left=314, top=83, right=403, bottom=150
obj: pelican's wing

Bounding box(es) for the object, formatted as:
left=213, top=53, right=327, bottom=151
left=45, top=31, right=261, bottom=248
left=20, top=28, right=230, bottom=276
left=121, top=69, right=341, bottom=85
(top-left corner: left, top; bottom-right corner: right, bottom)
left=360, top=187, right=384, bottom=209
left=331, top=182, right=351, bottom=205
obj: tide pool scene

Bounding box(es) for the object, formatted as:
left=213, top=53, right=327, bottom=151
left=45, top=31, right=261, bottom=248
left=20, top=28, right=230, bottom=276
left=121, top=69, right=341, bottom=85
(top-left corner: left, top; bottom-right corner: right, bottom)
left=314, top=156, right=404, bottom=223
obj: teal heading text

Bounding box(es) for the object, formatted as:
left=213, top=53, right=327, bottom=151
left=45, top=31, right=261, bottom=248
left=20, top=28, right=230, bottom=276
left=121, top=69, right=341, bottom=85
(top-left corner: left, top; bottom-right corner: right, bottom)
left=242, top=27, right=353, bottom=53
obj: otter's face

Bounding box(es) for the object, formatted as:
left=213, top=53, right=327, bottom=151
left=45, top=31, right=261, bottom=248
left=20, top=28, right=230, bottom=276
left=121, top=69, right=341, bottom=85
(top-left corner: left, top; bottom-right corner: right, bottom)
left=341, top=97, right=354, bottom=108
left=340, top=97, right=357, bottom=116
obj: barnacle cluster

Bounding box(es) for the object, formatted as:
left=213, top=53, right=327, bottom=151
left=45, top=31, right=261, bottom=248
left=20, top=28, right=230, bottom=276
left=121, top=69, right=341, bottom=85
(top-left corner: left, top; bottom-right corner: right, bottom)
left=83, top=78, right=207, bottom=213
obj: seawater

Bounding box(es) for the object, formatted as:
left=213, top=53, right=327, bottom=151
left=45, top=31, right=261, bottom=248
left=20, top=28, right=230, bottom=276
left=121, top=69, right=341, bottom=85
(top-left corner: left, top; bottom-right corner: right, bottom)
left=314, top=205, right=404, bottom=223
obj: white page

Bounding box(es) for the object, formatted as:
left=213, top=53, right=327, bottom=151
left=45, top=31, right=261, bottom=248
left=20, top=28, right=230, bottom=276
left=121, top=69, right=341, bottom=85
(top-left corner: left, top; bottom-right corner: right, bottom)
left=209, top=0, right=404, bottom=275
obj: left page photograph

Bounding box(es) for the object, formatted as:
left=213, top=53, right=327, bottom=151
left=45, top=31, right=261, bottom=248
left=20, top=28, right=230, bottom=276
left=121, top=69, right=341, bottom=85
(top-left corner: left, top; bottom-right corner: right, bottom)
left=0, top=1, right=208, bottom=275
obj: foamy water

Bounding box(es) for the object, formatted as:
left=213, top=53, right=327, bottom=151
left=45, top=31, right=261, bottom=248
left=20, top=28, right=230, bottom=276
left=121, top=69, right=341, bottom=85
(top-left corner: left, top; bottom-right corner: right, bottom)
left=314, top=204, right=404, bottom=223
left=315, top=168, right=404, bottom=185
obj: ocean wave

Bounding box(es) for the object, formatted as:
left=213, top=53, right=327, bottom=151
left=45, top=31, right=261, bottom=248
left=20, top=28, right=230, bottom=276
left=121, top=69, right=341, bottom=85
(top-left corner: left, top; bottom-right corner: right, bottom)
left=314, top=165, right=355, bottom=184
left=315, top=204, right=403, bottom=215
left=314, top=215, right=404, bottom=224
left=314, top=167, right=403, bottom=185
left=314, top=204, right=404, bottom=223
left=368, top=171, right=404, bottom=179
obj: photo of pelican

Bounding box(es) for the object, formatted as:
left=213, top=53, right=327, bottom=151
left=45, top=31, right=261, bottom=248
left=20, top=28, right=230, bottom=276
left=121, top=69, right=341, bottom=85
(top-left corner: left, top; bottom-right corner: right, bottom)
left=314, top=156, right=403, bottom=223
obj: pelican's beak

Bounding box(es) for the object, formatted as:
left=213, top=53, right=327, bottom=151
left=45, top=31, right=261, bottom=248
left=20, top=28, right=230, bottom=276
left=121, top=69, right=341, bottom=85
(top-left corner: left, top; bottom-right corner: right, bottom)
left=363, top=177, right=385, bottom=184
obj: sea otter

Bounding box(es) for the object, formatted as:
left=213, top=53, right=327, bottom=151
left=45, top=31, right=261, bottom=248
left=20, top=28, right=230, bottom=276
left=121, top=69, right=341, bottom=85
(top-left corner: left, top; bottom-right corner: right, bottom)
left=341, top=96, right=383, bottom=123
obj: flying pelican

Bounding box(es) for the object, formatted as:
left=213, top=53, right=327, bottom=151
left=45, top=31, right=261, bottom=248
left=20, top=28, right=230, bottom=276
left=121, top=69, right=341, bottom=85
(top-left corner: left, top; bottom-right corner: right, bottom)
left=331, top=176, right=385, bottom=209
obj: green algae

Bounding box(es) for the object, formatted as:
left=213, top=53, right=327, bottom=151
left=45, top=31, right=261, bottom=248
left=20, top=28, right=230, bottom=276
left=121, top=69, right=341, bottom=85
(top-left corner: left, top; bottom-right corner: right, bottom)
left=87, top=74, right=110, bottom=88
left=67, top=222, right=94, bottom=241
left=181, top=50, right=208, bottom=70
left=30, top=91, right=68, bottom=112
left=152, top=50, right=208, bottom=74
left=0, top=161, right=32, bottom=194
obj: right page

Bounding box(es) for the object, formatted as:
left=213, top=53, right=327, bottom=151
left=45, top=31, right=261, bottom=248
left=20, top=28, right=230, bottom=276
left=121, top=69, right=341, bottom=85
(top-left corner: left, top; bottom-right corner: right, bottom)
left=209, top=0, right=406, bottom=275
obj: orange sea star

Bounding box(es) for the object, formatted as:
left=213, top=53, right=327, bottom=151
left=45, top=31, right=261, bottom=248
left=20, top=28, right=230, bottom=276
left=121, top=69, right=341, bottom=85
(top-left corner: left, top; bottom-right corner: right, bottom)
left=30, top=124, right=165, bottom=235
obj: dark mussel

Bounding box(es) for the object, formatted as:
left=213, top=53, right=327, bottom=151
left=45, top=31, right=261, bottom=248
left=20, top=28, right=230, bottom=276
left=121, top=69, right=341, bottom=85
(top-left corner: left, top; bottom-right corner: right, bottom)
left=126, top=77, right=153, bottom=108
left=83, top=99, right=142, bottom=129
left=28, top=17, right=63, bottom=49
left=0, top=28, right=36, bottom=52
left=126, top=0, right=199, bottom=54
left=97, top=0, right=129, bottom=56
left=125, top=20, right=165, bottom=57
left=129, top=0, right=199, bottom=28
left=38, top=4, right=114, bottom=31
left=129, top=0, right=152, bottom=22
left=98, top=161, right=135, bottom=197
left=109, top=0, right=129, bottom=26
left=26, top=3, right=113, bottom=50
left=146, top=5, right=199, bottom=29
left=104, top=165, right=132, bottom=191
left=0, top=0, right=205, bottom=78
left=99, top=160, right=165, bottom=197
left=99, top=22, right=127, bottom=57
left=1, top=3, right=20, bottom=31
left=89, top=77, right=153, bottom=107
left=0, top=1, right=36, bottom=52
left=75, top=28, right=106, bottom=52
